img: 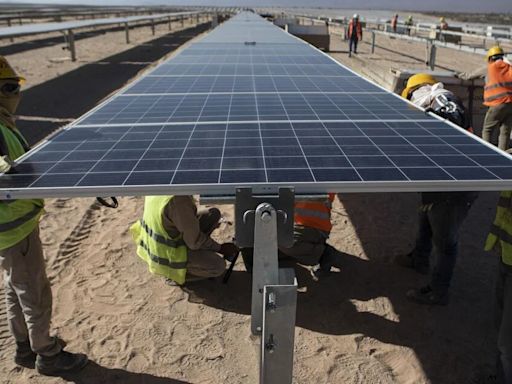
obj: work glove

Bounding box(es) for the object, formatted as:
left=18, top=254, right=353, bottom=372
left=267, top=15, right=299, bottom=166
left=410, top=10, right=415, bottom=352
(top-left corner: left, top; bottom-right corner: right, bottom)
left=0, top=155, right=12, bottom=173
left=419, top=203, right=434, bottom=212
left=219, top=242, right=239, bottom=262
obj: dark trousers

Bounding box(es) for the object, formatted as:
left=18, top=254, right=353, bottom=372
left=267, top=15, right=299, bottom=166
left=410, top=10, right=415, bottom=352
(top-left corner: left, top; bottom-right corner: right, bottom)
left=412, top=201, right=472, bottom=293
left=496, top=260, right=512, bottom=384
left=349, top=37, right=358, bottom=53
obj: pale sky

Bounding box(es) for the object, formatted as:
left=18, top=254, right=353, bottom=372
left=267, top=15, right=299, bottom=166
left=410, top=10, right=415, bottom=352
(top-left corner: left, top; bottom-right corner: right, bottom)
left=5, top=0, right=512, bottom=13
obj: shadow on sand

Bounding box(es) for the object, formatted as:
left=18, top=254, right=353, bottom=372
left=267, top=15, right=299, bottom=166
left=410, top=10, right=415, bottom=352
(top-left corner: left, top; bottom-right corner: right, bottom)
left=184, top=192, right=498, bottom=383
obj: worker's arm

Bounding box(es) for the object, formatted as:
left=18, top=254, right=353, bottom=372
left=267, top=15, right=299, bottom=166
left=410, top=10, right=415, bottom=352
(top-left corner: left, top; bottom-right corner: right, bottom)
left=456, top=64, right=487, bottom=80
left=166, top=196, right=221, bottom=252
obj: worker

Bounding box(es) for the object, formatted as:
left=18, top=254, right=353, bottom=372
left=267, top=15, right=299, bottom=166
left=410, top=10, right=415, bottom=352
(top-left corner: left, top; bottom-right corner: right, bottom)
left=131, top=195, right=239, bottom=285
left=391, top=14, right=398, bottom=33
left=482, top=46, right=512, bottom=151
left=485, top=191, right=512, bottom=384
left=279, top=193, right=340, bottom=279
left=439, top=17, right=448, bottom=30
left=0, top=56, right=88, bottom=374
left=404, top=15, right=413, bottom=35
left=348, top=14, right=362, bottom=57
left=396, top=73, right=478, bottom=305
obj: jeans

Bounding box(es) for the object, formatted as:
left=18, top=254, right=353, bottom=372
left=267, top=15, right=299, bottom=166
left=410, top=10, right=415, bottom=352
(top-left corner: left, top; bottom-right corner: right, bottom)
left=412, top=200, right=473, bottom=293
left=349, top=37, right=358, bottom=53
left=496, top=260, right=512, bottom=384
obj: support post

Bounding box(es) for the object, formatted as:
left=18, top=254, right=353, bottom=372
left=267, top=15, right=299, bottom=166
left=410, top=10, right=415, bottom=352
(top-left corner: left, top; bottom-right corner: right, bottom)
left=181, top=16, right=185, bottom=28
left=124, top=23, right=130, bottom=44
left=234, top=188, right=296, bottom=384
left=429, top=44, right=437, bottom=70
left=7, top=19, right=13, bottom=43
left=371, top=31, right=376, bottom=54
left=168, top=16, right=172, bottom=31
left=151, top=19, right=155, bottom=35
left=67, top=29, right=76, bottom=62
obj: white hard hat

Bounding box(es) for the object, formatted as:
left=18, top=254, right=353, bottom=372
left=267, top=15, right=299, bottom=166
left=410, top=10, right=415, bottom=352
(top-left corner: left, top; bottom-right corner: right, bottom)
left=353, top=13, right=359, bottom=19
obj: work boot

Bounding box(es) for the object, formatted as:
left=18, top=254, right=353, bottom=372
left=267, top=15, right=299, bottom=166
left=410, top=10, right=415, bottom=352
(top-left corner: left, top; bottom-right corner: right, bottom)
left=394, top=251, right=429, bottom=275
left=36, top=350, right=88, bottom=376
left=406, top=285, right=449, bottom=306
left=312, top=244, right=340, bottom=280
left=14, top=340, right=36, bottom=368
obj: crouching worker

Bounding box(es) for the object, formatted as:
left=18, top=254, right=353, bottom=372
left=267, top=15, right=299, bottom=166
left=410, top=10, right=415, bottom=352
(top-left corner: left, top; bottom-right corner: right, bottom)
left=131, top=195, right=239, bottom=285
left=279, top=193, right=340, bottom=279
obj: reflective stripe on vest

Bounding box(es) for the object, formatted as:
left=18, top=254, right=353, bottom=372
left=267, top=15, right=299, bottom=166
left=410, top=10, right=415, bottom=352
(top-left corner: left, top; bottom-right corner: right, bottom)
left=484, top=61, right=512, bottom=107
left=138, top=239, right=187, bottom=269
left=0, top=205, right=42, bottom=232
left=139, top=219, right=185, bottom=248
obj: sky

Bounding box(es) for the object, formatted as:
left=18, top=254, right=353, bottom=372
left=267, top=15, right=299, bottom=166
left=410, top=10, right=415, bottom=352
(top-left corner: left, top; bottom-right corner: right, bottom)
left=5, top=0, right=512, bottom=13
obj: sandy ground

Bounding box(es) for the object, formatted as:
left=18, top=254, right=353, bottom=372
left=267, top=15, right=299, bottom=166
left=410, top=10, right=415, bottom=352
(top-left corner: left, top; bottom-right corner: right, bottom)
left=0, top=15, right=503, bottom=384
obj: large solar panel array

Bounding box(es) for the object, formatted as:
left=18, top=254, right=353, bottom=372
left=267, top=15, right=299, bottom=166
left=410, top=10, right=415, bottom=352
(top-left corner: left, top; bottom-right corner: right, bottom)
left=0, top=12, right=198, bottom=39
left=1, top=12, right=512, bottom=199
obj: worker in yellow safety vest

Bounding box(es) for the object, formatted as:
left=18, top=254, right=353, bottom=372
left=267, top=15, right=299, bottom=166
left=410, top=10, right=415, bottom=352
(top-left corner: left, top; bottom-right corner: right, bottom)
left=131, top=195, right=239, bottom=285
left=279, top=193, right=340, bottom=279
left=482, top=46, right=512, bottom=151
left=485, top=191, right=512, bottom=384
left=0, top=56, right=88, bottom=375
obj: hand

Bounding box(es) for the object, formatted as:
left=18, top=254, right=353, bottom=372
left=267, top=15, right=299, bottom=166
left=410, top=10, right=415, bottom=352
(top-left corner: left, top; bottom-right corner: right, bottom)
left=219, top=242, right=239, bottom=262
left=0, top=156, right=12, bottom=173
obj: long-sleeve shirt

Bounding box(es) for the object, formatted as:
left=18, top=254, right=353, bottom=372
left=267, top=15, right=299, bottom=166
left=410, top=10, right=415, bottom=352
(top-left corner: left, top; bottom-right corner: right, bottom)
left=162, top=196, right=221, bottom=252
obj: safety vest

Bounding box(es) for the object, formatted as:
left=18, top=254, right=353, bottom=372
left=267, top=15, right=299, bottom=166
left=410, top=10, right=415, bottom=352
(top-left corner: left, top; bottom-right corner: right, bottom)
left=348, top=20, right=362, bottom=40
left=294, top=193, right=335, bottom=233
left=483, top=60, right=512, bottom=107
left=0, top=124, right=44, bottom=251
left=130, top=195, right=188, bottom=284
left=485, top=191, right=512, bottom=266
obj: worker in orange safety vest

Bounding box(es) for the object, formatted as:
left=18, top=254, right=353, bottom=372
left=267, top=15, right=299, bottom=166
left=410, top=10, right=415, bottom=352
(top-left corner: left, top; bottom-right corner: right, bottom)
left=279, top=193, right=340, bottom=279
left=482, top=46, right=512, bottom=151
left=348, top=14, right=362, bottom=57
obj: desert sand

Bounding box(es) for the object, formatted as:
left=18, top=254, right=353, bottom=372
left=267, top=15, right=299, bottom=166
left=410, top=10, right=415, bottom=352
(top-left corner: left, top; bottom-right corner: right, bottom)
left=0, top=15, right=502, bottom=384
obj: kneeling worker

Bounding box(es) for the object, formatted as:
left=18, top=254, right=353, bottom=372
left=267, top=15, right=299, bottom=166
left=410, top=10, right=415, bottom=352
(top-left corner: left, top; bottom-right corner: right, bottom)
left=131, top=195, right=238, bottom=285
left=280, top=193, right=339, bottom=278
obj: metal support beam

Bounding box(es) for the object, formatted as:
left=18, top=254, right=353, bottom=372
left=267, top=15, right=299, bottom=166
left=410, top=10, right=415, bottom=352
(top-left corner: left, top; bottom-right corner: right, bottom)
left=151, top=19, right=155, bottom=35
left=181, top=16, right=185, bottom=27
left=429, top=43, right=437, bottom=70
left=67, top=29, right=76, bottom=62
left=124, top=23, right=130, bottom=44
left=168, top=16, right=172, bottom=31
left=371, top=31, right=376, bottom=54
left=251, top=203, right=280, bottom=334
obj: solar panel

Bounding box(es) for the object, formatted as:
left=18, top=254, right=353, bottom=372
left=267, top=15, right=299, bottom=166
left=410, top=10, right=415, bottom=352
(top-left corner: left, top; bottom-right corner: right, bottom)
left=1, top=11, right=512, bottom=199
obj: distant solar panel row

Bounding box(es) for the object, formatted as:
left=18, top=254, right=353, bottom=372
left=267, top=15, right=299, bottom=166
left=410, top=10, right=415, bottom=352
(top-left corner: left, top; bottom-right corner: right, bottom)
left=1, top=11, right=512, bottom=199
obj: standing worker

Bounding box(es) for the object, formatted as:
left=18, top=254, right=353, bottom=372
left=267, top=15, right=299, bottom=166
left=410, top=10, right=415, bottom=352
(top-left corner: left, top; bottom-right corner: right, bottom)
left=485, top=191, right=512, bottom=384
left=391, top=14, right=399, bottom=33
left=0, top=56, right=88, bottom=375
left=348, top=14, right=362, bottom=57
left=131, top=195, right=239, bottom=285
left=439, top=17, right=448, bottom=30
left=482, top=46, right=512, bottom=151
left=404, top=15, right=413, bottom=35
left=279, top=193, right=340, bottom=279
left=396, top=73, right=478, bottom=305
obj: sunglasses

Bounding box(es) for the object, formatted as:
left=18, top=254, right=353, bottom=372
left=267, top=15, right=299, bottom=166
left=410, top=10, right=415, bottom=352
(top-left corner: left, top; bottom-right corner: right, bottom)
left=1, top=82, right=20, bottom=95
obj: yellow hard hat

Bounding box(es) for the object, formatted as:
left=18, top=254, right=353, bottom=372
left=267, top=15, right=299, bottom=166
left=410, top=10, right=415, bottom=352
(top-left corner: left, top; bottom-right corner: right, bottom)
left=0, top=56, right=25, bottom=84
left=401, top=73, right=437, bottom=99
left=440, top=17, right=445, bottom=22
left=486, top=46, right=504, bottom=61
